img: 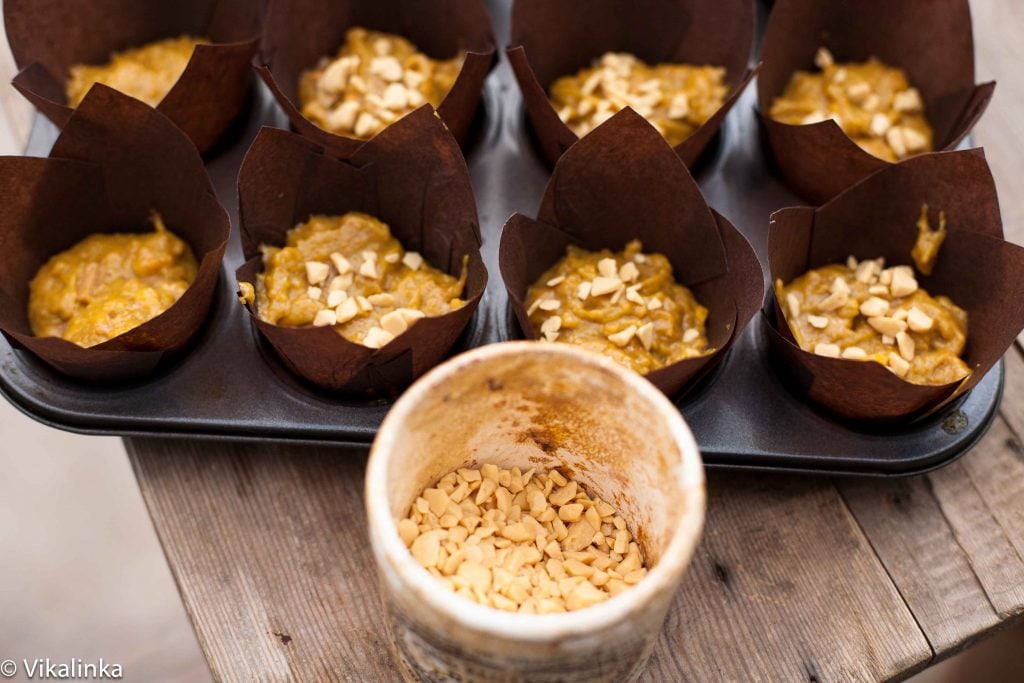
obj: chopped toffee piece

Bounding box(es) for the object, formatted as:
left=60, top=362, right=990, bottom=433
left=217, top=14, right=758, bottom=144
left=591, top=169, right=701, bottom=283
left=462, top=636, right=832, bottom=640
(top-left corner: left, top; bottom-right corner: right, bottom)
left=400, top=464, right=648, bottom=613
left=246, top=212, right=466, bottom=348
left=776, top=244, right=970, bottom=385
left=769, top=47, right=933, bottom=162
left=299, top=27, right=464, bottom=139
left=549, top=52, right=728, bottom=146
left=66, top=36, right=209, bottom=108
left=526, top=240, right=712, bottom=374
left=28, top=213, right=197, bottom=347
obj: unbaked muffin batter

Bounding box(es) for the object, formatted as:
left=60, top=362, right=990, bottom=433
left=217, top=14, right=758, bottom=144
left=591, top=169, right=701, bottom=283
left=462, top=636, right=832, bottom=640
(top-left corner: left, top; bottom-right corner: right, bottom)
left=243, top=212, right=466, bottom=349
left=299, top=28, right=464, bottom=139
left=28, top=213, right=197, bottom=347
left=526, top=240, right=711, bottom=375
left=549, top=52, right=728, bottom=146
left=776, top=208, right=968, bottom=385
left=769, top=47, right=933, bottom=162
left=66, top=36, right=207, bottom=108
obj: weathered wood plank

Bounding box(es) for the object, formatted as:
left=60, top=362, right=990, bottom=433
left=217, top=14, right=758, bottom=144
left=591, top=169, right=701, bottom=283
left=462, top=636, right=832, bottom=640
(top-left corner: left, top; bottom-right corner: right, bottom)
left=644, top=473, right=930, bottom=682
left=839, top=349, right=1024, bottom=659
left=128, top=442, right=396, bottom=683
left=969, top=348, right=1024, bottom=574
left=838, top=472, right=1000, bottom=656
left=930, top=435, right=1024, bottom=619
left=130, top=439, right=930, bottom=682
left=956, top=427, right=1024, bottom=584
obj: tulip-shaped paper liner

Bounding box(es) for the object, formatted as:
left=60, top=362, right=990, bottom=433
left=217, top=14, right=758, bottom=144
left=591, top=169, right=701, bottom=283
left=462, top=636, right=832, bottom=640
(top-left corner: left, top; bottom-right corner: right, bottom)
left=257, top=0, right=496, bottom=157
left=765, top=149, right=1024, bottom=423
left=236, top=108, right=487, bottom=396
left=757, top=0, right=996, bottom=204
left=0, top=86, right=229, bottom=381
left=5, top=0, right=260, bottom=155
left=499, top=109, right=763, bottom=398
left=508, top=0, right=758, bottom=169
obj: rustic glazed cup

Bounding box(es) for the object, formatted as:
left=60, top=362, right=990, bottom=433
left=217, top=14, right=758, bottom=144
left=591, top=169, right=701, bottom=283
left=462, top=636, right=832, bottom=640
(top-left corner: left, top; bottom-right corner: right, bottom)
left=365, top=342, right=706, bottom=682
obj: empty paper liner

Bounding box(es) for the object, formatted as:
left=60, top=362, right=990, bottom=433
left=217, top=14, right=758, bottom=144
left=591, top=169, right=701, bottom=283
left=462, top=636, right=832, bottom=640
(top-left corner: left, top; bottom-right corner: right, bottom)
left=257, top=0, right=496, bottom=157
left=236, top=108, right=487, bottom=396
left=765, top=149, right=1024, bottom=422
left=507, top=0, right=758, bottom=169
left=757, top=0, right=996, bottom=204
left=499, top=109, right=763, bottom=398
left=0, top=86, right=230, bottom=382
left=5, top=0, right=260, bottom=155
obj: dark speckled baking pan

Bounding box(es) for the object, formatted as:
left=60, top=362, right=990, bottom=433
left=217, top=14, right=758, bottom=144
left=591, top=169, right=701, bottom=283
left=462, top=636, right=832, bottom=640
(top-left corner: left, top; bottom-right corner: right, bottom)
left=0, top=0, right=1002, bottom=475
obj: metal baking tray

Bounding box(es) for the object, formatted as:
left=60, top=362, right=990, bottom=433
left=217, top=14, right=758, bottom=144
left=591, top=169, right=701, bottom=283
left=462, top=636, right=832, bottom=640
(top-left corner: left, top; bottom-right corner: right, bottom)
left=0, top=3, right=1002, bottom=476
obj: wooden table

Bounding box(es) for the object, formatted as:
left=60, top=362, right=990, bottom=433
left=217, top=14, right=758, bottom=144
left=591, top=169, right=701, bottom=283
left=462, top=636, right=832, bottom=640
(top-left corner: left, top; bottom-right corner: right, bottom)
left=126, top=350, right=1024, bottom=681
left=126, top=2, right=1024, bottom=680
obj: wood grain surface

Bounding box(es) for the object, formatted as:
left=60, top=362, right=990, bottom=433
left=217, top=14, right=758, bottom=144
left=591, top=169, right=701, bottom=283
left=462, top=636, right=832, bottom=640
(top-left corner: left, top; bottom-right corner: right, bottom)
left=130, top=440, right=934, bottom=683
left=126, top=0, right=1024, bottom=680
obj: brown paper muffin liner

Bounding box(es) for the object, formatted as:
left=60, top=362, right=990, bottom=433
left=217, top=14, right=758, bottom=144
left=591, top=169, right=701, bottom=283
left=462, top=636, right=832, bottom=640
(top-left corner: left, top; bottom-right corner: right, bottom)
left=499, top=109, right=764, bottom=398
left=757, top=0, right=996, bottom=204
left=765, top=149, right=1024, bottom=423
left=0, top=86, right=230, bottom=382
left=256, top=0, right=496, bottom=157
left=508, top=0, right=759, bottom=169
left=5, top=0, right=260, bottom=155
left=236, top=107, right=487, bottom=396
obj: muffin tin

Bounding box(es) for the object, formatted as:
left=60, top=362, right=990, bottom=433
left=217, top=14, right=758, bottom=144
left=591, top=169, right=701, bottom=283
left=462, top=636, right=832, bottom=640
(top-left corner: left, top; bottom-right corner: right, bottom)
left=0, top=7, right=1003, bottom=476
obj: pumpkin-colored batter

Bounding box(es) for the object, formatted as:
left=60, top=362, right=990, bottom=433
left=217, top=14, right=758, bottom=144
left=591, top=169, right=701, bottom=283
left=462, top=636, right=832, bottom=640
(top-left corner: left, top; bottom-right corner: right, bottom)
left=549, top=52, right=728, bottom=146
left=66, top=36, right=208, bottom=108
left=526, top=240, right=712, bottom=375
left=245, top=212, right=466, bottom=349
left=776, top=208, right=969, bottom=386
left=299, top=27, right=464, bottom=139
left=28, top=214, right=197, bottom=348
left=769, top=47, right=933, bottom=162
left=911, top=204, right=947, bottom=276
